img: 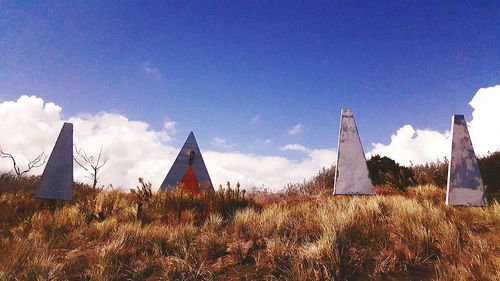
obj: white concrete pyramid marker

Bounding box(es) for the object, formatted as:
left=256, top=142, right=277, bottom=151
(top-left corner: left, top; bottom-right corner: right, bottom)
left=446, top=115, right=486, bottom=206
left=160, top=131, right=214, bottom=193
left=36, top=122, right=73, bottom=201
left=333, top=108, right=373, bottom=195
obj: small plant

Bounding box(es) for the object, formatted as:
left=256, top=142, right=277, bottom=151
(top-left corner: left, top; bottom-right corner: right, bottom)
left=130, top=177, right=153, bottom=222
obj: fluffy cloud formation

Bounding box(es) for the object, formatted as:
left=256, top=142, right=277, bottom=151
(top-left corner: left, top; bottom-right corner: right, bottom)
left=0, top=96, right=64, bottom=172
left=0, top=96, right=336, bottom=191
left=68, top=113, right=178, bottom=189
left=467, top=85, right=500, bottom=156
left=204, top=146, right=337, bottom=189
left=370, top=125, right=450, bottom=165
left=0, top=96, right=178, bottom=189
left=370, top=85, right=500, bottom=165
left=2, top=85, right=497, bottom=190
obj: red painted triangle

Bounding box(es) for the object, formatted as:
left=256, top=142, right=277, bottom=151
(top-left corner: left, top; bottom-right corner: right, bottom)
left=180, top=166, right=201, bottom=195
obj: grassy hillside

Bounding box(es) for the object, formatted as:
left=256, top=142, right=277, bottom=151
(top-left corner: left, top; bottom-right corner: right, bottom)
left=0, top=174, right=499, bottom=280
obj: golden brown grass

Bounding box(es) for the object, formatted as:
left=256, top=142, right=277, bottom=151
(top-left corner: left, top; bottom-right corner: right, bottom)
left=0, top=174, right=498, bottom=280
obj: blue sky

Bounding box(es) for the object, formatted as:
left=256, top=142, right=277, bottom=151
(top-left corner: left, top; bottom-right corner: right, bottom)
left=0, top=1, right=499, bottom=189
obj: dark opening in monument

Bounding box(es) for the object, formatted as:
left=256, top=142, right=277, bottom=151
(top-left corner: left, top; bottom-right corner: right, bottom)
left=189, top=150, right=195, bottom=166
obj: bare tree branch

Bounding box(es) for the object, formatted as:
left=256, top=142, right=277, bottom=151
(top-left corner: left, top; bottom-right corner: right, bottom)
left=73, top=144, right=107, bottom=189
left=0, top=148, right=47, bottom=177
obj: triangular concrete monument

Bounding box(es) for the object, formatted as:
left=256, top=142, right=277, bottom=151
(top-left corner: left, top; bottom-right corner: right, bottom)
left=36, top=122, right=73, bottom=201
left=333, top=108, right=373, bottom=195
left=159, top=132, right=214, bottom=193
left=446, top=115, right=487, bottom=206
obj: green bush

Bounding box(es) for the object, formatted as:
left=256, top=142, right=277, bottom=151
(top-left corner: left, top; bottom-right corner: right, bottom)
left=478, top=151, right=500, bottom=200
left=367, top=155, right=415, bottom=190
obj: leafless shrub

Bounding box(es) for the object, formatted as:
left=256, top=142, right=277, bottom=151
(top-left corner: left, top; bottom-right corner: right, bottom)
left=0, top=148, right=47, bottom=177
left=73, top=145, right=107, bottom=189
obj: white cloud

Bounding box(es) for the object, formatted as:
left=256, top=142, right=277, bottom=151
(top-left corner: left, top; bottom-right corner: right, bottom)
left=0, top=96, right=63, bottom=174
left=250, top=115, right=261, bottom=125
left=369, top=85, right=500, bottom=165
left=211, top=137, right=232, bottom=148
left=0, top=96, right=336, bottom=191
left=369, top=125, right=450, bottom=165
left=204, top=146, right=337, bottom=190
left=468, top=85, right=500, bottom=156
left=0, top=96, right=177, bottom=189
left=163, top=121, right=177, bottom=138
left=68, top=113, right=178, bottom=189
left=3, top=85, right=496, bottom=191
left=280, top=143, right=311, bottom=153
left=142, top=60, right=163, bottom=80
left=288, top=123, right=303, bottom=136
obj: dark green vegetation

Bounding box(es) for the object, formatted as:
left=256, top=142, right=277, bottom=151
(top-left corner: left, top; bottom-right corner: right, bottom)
left=367, top=152, right=500, bottom=200
left=0, top=154, right=499, bottom=280
left=367, top=155, right=415, bottom=190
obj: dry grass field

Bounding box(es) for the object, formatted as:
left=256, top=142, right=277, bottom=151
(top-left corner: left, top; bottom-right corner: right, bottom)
left=0, top=173, right=499, bottom=281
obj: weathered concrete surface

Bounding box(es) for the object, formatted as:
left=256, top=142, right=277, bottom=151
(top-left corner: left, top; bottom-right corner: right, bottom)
left=333, top=108, right=373, bottom=195
left=36, top=122, right=73, bottom=201
left=160, top=131, right=214, bottom=192
left=446, top=115, right=487, bottom=206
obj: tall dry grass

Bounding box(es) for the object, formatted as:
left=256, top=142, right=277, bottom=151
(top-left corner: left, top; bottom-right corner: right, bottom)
left=0, top=173, right=498, bottom=280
